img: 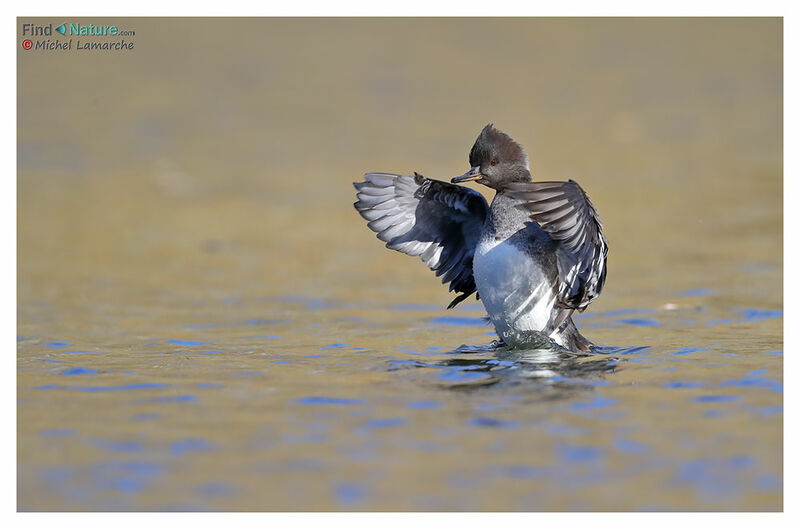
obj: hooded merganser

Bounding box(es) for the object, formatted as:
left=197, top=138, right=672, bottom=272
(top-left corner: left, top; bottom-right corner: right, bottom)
left=354, top=124, right=608, bottom=352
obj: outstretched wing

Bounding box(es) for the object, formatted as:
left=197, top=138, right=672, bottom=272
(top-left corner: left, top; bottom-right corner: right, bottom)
left=507, top=180, right=608, bottom=312
left=354, top=172, right=489, bottom=308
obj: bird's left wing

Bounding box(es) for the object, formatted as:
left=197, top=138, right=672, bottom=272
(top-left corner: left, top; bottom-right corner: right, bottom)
left=354, top=172, right=489, bottom=309
left=507, top=180, right=608, bottom=312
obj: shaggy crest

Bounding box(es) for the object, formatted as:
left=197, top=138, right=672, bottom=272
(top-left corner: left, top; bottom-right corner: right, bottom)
left=469, top=123, right=528, bottom=168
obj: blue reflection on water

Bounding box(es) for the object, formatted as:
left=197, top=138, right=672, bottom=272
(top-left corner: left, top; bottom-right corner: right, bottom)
left=720, top=377, right=782, bottom=393
left=170, top=438, right=215, bottom=455
left=486, top=359, right=516, bottom=367
left=672, top=456, right=757, bottom=502
left=618, top=318, right=661, bottom=327
left=706, top=308, right=782, bottom=327
left=664, top=381, right=708, bottom=389
left=738, top=309, right=783, bottom=322
left=570, top=395, right=618, bottom=411
left=437, top=370, right=491, bottom=382
left=468, top=417, right=521, bottom=429
left=673, top=347, right=704, bottom=355
left=334, top=482, right=368, bottom=507
left=681, top=288, right=712, bottom=297
left=614, top=438, right=648, bottom=454
left=693, top=395, right=741, bottom=403
left=295, top=396, right=366, bottom=406
left=756, top=474, right=781, bottom=491
left=139, top=394, right=197, bottom=403
left=167, top=339, right=208, bottom=346
left=557, top=442, right=604, bottom=463
left=61, top=367, right=98, bottom=375
left=407, top=400, right=443, bottom=410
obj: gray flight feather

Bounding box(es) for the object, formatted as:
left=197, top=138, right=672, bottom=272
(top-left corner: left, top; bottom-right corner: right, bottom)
left=354, top=171, right=489, bottom=309
left=506, top=179, right=608, bottom=312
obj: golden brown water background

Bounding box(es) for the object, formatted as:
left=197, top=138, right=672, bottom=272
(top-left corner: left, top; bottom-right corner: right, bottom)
left=18, top=18, right=782, bottom=510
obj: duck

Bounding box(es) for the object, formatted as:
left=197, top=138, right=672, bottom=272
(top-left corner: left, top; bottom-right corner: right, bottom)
left=353, top=124, right=607, bottom=352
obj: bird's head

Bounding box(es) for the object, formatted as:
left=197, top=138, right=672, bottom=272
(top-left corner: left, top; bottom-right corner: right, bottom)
left=451, top=124, right=532, bottom=190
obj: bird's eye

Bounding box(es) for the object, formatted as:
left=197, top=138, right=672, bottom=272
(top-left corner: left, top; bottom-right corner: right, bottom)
left=490, top=160, right=497, bottom=166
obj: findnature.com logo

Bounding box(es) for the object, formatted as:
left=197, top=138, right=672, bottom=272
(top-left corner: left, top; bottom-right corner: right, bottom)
left=20, top=21, right=135, bottom=51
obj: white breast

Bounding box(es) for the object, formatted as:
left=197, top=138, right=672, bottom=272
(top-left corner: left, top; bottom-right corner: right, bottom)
left=473, top=237, right=557, bottom=343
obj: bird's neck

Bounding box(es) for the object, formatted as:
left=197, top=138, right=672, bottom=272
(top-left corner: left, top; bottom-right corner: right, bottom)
left=486, top=192, right=534, bottom=238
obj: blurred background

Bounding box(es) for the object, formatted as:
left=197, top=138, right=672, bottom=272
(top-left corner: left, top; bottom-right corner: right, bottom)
left=18, top=18, right=782, bottom=511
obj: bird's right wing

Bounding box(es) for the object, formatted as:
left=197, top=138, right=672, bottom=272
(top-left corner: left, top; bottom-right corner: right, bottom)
left=354, top=172, right=489, bottom=308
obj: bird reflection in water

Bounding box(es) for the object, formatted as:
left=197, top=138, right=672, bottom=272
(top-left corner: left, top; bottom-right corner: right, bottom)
left=388, top=339, right=647, bottom=396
